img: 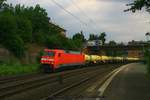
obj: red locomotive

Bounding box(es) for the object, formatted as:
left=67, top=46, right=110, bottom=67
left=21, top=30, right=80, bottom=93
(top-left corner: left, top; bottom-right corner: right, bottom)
left=41, top=49, right=85, bottom=72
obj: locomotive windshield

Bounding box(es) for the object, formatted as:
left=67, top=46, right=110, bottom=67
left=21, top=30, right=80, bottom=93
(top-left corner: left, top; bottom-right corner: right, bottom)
left=45, top=51, right=55, bottom=57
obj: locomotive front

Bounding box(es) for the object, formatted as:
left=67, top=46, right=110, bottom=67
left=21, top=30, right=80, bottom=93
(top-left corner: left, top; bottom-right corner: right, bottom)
left=40, top=49, right=56, bottom=72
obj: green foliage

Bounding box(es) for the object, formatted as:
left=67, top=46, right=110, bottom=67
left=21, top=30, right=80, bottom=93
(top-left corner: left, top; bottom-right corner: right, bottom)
left=0, top=11, right=25, bottom=58
left=0, top=0, right=86, bottom=59
left=125, top=0, right=150, bottom=73
left=99, top=32, right=106, bottom=45
left=49, top=23, right=63, bottom=35
left=45, top=34, right=78, bottom=50
left=88, top=32, right=106, bottom=45
left=108, top=40, right=117, bottom=46
left=89, top=34, right=98, bottom=40
left=145, top=32, right=150, bottom=41
left=67, top=39, right=79, bottom=49
left=0, top=0, right=6, bottom=8
left=107, top=41, right=117, bottom=56
left=107, top=41, right=126, bottom=57
left=45, top=34, right=63, bottom=49
left=0, top=1, right=69, bottom=58
left=0, top=63, right=40, bottom=76
left=125, top=0, right=150, bottom=13
left=4, top=36, right=25, bottom=58
left=15, top=16, right=32, bottom=42
left=0, top=0, right=89, bottom=75
left=0, top=12, right=17, bottom=41
left=72, top=31, right=86, bottom=48
left=13, top=4, right=51, bottom=43
left=72, top=31, right=85, bottom=42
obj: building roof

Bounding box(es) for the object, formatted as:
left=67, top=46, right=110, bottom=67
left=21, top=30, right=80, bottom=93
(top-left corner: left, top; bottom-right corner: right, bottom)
left=49, top=22, right=66, bottom=32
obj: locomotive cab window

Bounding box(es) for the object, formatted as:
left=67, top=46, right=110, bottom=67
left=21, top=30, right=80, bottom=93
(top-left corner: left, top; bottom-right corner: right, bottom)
left=45, top=52, right=55, bottom=57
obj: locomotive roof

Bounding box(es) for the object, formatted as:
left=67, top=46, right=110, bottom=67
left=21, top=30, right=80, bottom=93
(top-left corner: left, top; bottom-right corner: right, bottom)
left=44, top=49, right=64, bottom=52
left=44, top=49, right=82, bottom=54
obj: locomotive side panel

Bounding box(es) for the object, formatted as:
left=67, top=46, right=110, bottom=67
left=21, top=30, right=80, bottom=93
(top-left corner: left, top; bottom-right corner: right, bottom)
left=57, top=53, right=85, bottom=67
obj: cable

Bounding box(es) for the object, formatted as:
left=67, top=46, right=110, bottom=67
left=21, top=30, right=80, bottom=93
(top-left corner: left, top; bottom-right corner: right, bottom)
left=70, top=0, right=100, bottom=31
left=51, top=0, right=87, bottom=26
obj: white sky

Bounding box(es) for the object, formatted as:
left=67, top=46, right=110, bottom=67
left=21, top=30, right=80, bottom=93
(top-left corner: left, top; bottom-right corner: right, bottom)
left=7, top=0, right=150, bottom=42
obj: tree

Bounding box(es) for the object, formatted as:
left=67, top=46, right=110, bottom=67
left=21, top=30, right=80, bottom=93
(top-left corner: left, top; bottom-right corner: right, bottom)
left=72, top=31, right=86, bottom=48
left=145, top=32, right=150, bottom=41
left=125, top=0, right=150, bottom=74
left=16, top=16, right=32, bottom=42
left=125, top=0, right=150, bottom=13
left=22, top=4, right=50, bottom=42
left=45, top=34, right=78, bottom=50
left=89, top=34, right=98, bottom=40
left=4, top=36, right=25, bottom=58
left=99, top=32, right=106, bottom=45
left=107, top=41, right=116, bottom=56
left=88, top=32, right=106, bottom=45
left=72, top=31, right=85, bottom=42
left=0, top=11, right=25, bottom=58
left=0, top=0, right=81, bottom=59
left=0, top=11, right=17, bottom=42
left=108, top=40, right=117, bottom=46
left=0, top=0, right=6, bottom=9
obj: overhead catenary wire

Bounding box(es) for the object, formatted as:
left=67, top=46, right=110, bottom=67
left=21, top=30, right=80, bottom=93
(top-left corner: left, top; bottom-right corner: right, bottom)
left=51, top=0, right=98, bottom=34
left=51, top=0, right=87, bottom=26
left=70, top=0, right=99, bottom=29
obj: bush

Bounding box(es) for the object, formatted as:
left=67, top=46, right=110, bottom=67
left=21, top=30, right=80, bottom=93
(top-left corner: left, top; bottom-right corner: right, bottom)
left=0, top=63, right=40, bottom=76
left=4, top=36, right=25, bottom=58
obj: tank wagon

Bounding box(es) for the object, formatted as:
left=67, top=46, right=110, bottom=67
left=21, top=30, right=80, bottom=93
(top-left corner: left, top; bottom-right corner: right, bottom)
left=40, top=49, right=140, bottom=72
left=85, top=55, right=101, bottom=64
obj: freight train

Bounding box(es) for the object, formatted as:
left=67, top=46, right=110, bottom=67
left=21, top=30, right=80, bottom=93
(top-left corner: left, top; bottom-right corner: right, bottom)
left=40, top=49, right=140, bottom=72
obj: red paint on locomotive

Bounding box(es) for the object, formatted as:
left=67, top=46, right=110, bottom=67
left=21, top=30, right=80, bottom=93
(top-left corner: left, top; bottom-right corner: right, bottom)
left=41, top=49, right=85, bottom=71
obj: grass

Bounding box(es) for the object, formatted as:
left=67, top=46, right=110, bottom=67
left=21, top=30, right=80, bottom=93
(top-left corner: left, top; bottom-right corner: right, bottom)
left=0, top=63, right=40, bottom=76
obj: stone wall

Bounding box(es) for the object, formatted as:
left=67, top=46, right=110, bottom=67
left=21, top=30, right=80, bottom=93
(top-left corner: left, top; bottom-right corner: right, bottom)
left=0, top=44, right=45, bottom=64
left=0, top=48, right=11, bottom=63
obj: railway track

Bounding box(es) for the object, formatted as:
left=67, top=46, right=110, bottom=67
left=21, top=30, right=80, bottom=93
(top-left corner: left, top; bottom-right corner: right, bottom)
left=43, top=66, right=116, bottom=100
left=0, top=64, right=122, bottom=100
left=0, top=73, right=44, bottom=84
left=0, top=65, right=102, bottom=86
left=0, top=67, right=100, bottom=98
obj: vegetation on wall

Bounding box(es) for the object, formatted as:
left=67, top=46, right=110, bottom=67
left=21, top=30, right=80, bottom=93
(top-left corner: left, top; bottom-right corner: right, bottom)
left=0, top=0, right=86, bottom=75
left=0, top=0, right=84, bottom=58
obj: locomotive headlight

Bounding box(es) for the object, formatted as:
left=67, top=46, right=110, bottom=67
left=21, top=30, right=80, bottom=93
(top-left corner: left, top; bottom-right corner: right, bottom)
left=41, top=58, right=54, bottom=61
left=41, top=58, right=47, bottom=60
